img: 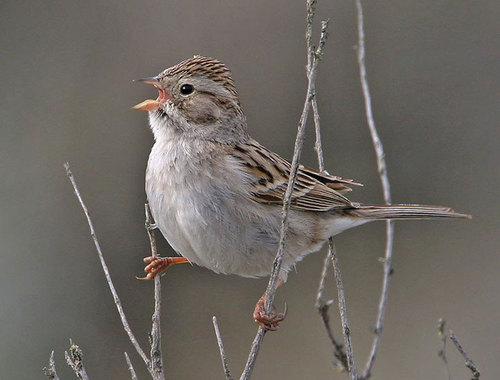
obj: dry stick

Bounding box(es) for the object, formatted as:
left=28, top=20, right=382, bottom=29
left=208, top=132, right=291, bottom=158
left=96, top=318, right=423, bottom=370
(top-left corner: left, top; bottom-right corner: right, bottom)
left=308, top=2, right=351, bottom=373
left=315, top=248, right=348, bottom=371
left=64, top=163, right=154, bottom=377
left=65, top=340, right=89, bottom=380
left=212, top=316, right=234, bottom=380
left=353, top=1, right=395, bottom=378
left=124, top=352, right=139, bottom=380
left=330, top=244, right=358, bottom=379
left=145, top=203, right=166, bottom=380
left=449, top=331, right=481, bottom=379
left=239, top=7, right=330, bottom=380
left=437, top=318, right=452, bottom=380
left=43, top=351, right=61, bottom=380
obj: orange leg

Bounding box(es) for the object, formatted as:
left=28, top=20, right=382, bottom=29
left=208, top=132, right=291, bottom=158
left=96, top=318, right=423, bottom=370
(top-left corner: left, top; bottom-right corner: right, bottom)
left=137, top=256, right=190, bottom=280
left=253, top=278, right=288, bottom=331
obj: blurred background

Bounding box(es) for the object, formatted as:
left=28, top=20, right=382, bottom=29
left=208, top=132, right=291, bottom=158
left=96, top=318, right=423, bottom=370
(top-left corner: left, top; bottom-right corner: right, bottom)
left=1, top=0, right=498, bottom=379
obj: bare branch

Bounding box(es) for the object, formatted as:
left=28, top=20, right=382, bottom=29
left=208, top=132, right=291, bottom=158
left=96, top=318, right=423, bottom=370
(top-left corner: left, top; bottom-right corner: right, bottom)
left=437, top=318, right=451, bottom=380
left=308, top=5, right=351, bottom=374
left=352, top=1, right=395, bottom=377
left=212, top=316, right=234, bottom=380
left=240, top=330, right=266, bottom=380
left=316, top=245, right=348, bottom=372
left=239, top=2, right=330, bottom=378
left=315, top=247, right=332, bottom=310
left=124, top=352, right=139, bottom=380
left=145, top=203, right=166, bottom=380
left=449, top=331, right=481, bottom=379
left=330, top=244, right=358, bottom=379
left=65, top=340, right=89, bottom=380
left=43, top=350, right=60, bottom=380
left=64, top=163, right=153, bottom=375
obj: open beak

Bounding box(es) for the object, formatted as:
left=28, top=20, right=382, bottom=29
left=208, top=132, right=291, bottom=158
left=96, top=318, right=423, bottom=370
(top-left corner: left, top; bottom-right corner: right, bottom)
left=132, top=76, right=170, bottom=111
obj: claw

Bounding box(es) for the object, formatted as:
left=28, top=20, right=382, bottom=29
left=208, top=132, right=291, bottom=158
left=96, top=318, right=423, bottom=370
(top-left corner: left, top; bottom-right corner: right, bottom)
left=137, top=256, right=189, bottom=280
left=136, top=274, right=155, bottom=281
left=253, top=297, right=288, bottom=331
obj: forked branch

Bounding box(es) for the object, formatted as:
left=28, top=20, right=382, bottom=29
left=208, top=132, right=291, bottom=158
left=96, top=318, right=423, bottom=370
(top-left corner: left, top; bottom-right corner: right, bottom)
left=64, top=163, right=164, bottom=379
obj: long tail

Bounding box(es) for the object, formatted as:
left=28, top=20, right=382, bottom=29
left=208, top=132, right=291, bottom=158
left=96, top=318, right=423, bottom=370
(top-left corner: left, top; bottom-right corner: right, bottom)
left=349, top=204, right=471, bottom=220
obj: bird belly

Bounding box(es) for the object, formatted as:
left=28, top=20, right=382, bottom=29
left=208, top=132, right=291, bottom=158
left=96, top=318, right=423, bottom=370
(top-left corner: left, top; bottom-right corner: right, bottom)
left=146, top=143, right=281, bottom=277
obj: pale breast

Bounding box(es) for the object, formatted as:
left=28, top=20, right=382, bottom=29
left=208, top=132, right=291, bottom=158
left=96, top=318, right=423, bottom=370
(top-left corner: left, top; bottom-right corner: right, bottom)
left=145, top=137, right=283, bottom=277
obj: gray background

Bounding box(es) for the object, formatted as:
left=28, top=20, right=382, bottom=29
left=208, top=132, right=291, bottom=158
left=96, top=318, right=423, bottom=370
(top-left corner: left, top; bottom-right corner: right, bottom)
left=1, top=0, right=498, bottom=379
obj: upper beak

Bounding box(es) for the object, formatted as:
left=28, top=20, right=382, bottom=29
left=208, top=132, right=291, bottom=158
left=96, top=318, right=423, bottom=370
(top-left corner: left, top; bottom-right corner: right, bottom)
left=133, top=76, right=161, bottom=86
left=133, top=76, right=168, bottom=111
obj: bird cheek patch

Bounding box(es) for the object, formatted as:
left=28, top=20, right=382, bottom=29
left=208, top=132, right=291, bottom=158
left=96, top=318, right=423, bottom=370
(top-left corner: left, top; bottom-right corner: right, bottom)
left=184, top=97, right=221, bottom=125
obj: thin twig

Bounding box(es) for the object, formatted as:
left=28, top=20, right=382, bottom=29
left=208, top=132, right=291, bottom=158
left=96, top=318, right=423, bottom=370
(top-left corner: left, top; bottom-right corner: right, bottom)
left=316, top=244, right=349, bottom=372
left=308, top=3, right=350, bottom=373
left=353, top=1, right=395, bottom=378
left=64, top=163, right=153, bottom=376
left=43, top=350, right=60, bottom=380
left=239, top=2, right=330, bottom=379
left=65, top=340, right=89, bottom=380
left=437, top=318, right=451, bottom=380
left=146, top=203, right=166, bottom=380
left=212, top=316, right=234, bottom=380
left=330, top=244, right=358, bottom=379
left=449, top=331, right=481, bottom=379
left=315, top=247, right=332, bottom=310
left=124, top=352, right=139, bottom=380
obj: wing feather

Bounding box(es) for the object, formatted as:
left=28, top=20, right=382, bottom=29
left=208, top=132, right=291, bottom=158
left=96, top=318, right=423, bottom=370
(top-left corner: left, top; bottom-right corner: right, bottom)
left=231, top=140, right=363, bottom=212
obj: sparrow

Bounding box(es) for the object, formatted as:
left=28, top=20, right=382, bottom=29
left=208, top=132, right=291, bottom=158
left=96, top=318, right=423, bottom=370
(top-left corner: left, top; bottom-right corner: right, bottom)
left=133, top=56, right=469, bottom=330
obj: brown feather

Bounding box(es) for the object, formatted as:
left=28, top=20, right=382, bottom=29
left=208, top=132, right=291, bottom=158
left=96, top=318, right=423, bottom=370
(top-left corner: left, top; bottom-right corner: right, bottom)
left=232, top=139, right=362, bottom=211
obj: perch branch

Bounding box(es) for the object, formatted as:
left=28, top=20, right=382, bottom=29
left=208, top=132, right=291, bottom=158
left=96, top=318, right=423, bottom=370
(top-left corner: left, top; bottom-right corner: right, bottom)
left=124, top=352, right=139, bottom=380
left=65, top=340, right=89, bottom=380
left=353, top=1, right=395, bottom=378
left=64, top=163, right=153, bottom=376
left=239, top=2, right=330, bottom=379
left=212, top=316, right=234, bottom=380
left=43, top=350, right=60, bottom=380
left=145, top=203, right=166, bottom=380
left=449, top=331, right=481, bottom=379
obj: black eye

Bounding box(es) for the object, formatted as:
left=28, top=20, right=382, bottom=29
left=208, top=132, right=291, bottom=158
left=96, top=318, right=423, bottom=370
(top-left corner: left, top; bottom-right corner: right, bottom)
left=180, top=84, right=194, bottom=95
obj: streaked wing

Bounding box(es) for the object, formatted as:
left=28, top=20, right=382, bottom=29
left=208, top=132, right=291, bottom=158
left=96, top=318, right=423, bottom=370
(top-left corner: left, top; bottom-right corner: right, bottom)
left=230, top=139, right=363, bottom=212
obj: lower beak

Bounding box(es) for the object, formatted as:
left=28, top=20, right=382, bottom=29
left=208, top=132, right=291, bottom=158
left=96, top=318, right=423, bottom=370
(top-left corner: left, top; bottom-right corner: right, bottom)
left=132, top=99, right=163, bottom=111
left=133, top=76, right=169, bottom=111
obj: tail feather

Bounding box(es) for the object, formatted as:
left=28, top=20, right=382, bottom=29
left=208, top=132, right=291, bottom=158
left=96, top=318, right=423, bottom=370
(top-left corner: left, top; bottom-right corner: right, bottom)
left=350, top=204, right=471, bottom=220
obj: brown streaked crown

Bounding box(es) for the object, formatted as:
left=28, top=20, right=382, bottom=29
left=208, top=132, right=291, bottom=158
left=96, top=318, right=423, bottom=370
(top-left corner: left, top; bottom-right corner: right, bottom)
left=161, top=56, right=239, bottom=99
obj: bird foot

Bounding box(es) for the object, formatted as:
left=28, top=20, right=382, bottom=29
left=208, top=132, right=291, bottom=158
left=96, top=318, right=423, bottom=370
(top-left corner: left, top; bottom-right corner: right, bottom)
left=137, top=256, right=189, bottom=280
left=253, top=296, right=288, bottom=331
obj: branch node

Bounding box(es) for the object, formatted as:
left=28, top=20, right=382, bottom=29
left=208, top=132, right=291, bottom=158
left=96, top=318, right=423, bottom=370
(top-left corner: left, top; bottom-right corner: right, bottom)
left=43, top=350, right=60, bottom=380
left=65, top=340, right=89, bottom=380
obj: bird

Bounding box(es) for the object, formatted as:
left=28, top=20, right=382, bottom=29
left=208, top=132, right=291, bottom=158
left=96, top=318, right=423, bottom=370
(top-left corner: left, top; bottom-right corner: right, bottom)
left=133, top=56, right=469, bottom=330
